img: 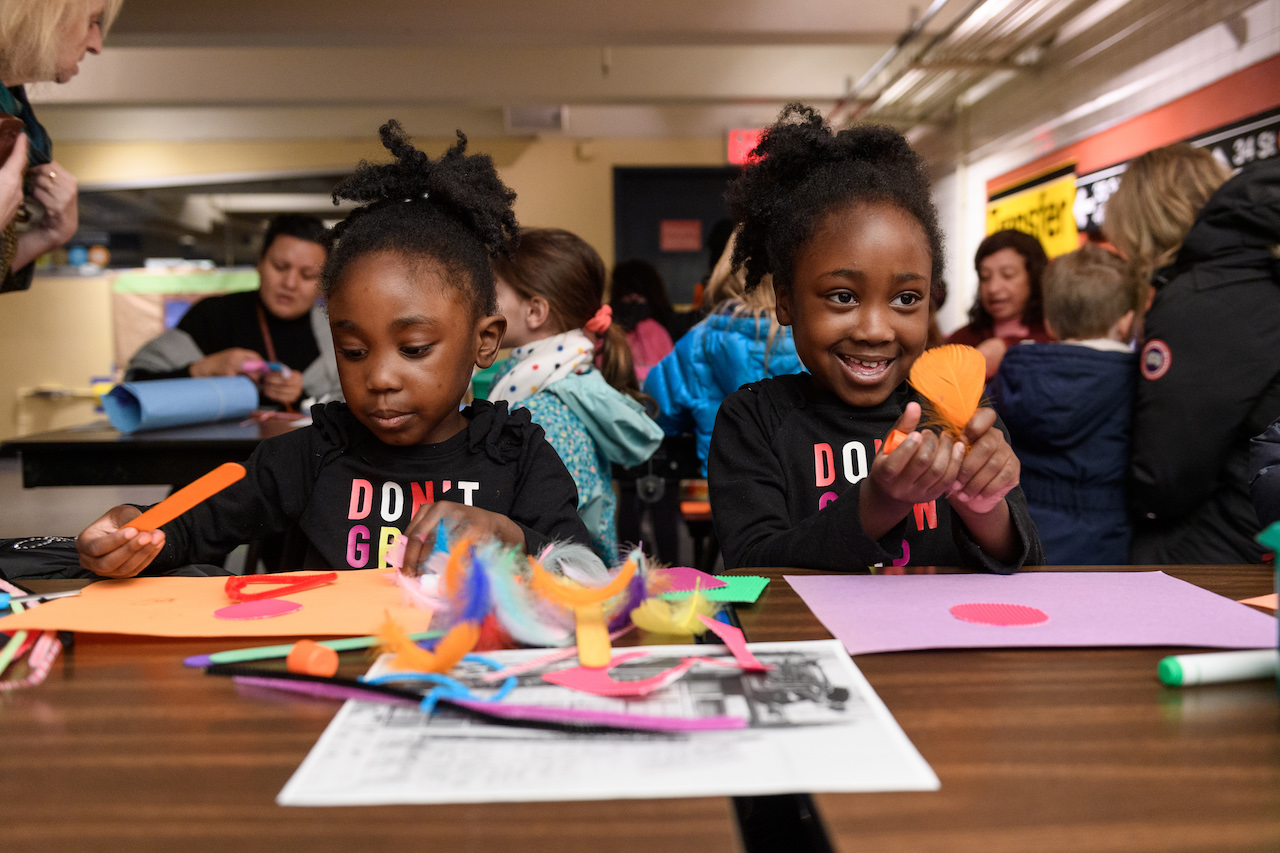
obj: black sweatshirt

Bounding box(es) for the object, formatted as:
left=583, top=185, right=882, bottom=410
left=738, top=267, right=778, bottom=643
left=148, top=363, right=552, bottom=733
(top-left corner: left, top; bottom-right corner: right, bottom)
left=129, top=290, right=321, bottom=405
left=146, top=400, right=592, bottom=572
left=708, top=374, right=1043, bottom=572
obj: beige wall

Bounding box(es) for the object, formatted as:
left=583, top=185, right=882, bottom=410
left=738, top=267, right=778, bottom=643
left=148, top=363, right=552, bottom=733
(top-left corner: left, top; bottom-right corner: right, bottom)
left=56, top=135, right=727, bottom=265
left=3, top=136, right=727, bottom=440
left=0, top=275, right=116, bottom=442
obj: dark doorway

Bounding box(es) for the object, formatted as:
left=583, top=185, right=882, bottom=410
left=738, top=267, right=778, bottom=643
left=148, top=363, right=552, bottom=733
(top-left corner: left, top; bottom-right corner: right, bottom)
left=613, top=166, right=739, bottom=305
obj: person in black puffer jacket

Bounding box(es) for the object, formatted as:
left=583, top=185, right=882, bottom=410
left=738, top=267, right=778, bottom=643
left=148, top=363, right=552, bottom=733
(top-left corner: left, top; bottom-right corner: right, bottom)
left=1107, top=147, right=1280, bottom=564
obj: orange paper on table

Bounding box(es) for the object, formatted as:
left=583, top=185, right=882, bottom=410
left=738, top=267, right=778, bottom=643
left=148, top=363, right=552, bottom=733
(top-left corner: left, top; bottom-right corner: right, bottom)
left=0, top=569, right=432, bottom=638
left=1238, top=593, right=1278, bottom=612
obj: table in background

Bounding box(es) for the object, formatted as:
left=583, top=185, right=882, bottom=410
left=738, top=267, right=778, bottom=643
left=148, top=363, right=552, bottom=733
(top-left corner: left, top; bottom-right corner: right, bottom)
left=733, top=565, right=1280, bottom=853
left=0, top=417, right=297, bottom=489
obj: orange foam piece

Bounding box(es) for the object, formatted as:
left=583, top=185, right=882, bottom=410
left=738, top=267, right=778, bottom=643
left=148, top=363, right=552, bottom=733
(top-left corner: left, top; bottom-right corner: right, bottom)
left=128, top=463, right=246, bottom=532
left=286, top=639, right=339, bottom=677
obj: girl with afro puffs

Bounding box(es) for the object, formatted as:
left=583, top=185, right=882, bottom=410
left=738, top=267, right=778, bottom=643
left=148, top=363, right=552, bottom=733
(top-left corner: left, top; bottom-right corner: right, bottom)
left=76, top=122, right=593, bottom=578
left=708, top=105, right=1043, bottom=572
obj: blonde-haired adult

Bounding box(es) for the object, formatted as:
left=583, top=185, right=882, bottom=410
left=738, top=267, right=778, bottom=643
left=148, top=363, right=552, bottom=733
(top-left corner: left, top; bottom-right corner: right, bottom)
left=1106, top=145, right=1280, bottom=564
left=1104, top=143, right=1231, bottom=291
left=1, top=0, right=122, bottom=292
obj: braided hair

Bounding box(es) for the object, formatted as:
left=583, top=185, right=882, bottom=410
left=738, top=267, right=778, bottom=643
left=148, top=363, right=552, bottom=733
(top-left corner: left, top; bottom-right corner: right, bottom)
left=322, top=120, right=519, bottom=318
left=726, top=103, right=944, bottom=302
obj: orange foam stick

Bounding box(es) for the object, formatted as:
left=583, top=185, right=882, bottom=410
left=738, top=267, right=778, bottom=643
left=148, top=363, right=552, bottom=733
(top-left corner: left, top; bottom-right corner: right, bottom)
left=286, top=639, right=339, bottom=678
left=127, top=462, right=246, bottom=532
left=882, top=429, right=910, bottom=455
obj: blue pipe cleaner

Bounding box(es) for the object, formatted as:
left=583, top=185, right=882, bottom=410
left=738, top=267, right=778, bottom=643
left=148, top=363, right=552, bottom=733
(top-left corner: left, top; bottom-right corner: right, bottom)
left=362, top=653, right=516, bottom=714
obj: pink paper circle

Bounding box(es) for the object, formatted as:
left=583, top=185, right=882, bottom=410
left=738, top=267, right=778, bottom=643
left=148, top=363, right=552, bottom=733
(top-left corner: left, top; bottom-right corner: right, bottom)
left=214, top=599, right=302, bottom=620
left=949, top=602, right=1048, bottom=627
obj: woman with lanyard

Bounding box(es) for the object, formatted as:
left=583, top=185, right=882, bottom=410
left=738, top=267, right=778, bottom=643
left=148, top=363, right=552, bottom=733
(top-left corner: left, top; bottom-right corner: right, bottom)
left=126, top=214, right=342, bottom=409
left=1, top=0, right=119, bottom=293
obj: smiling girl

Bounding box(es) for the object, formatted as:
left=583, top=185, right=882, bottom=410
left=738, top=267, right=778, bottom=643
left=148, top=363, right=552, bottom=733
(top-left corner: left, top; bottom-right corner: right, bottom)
left=708, top=105, right=1043, bottom=573
left=76, top=122, right=592, bottom=578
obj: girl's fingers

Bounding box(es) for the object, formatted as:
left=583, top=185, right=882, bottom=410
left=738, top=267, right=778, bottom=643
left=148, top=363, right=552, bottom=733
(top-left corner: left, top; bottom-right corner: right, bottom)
left=961, top=407, right=998, bottom=445
left=891, top=401, right=923, bottom=437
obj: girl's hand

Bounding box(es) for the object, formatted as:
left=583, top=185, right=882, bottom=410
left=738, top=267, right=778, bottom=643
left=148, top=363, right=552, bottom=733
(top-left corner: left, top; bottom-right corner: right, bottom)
left=261, top=366, right=304, bottom=407
left=400, top=501, right=525, bottom=575
left=76, top=504, right=166, bottom=578
left=870, top=402, right=965, bottom=506
left=860, top=402, right=965, bottom=539
left=1, top=134, right=28, bottom=228
left=948, top=407, right=1020, bottom=515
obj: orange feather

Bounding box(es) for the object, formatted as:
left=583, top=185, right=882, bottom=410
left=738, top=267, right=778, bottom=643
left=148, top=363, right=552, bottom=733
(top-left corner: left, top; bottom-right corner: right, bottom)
left=906, top=344, right=986, bottom=437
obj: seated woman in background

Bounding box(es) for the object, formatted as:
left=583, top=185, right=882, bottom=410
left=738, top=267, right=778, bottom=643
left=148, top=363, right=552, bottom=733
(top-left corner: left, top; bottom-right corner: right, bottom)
left=948, top=229, right=1053, bottom=378
left=126, top=214, right=342, bottom=408
left=608, top=259, right=675, bottom=383
left=644, top=232, right=803, bottom=474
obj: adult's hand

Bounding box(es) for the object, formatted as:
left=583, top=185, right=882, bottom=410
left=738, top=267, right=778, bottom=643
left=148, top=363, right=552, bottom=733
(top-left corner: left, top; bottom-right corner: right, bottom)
left=1, top=134, right=28, bottom=229
left=261, top=367, right=304, bottom=407
left=190, top=347, right=264, bottom=378
left=12, top=159, right=80, bottom=269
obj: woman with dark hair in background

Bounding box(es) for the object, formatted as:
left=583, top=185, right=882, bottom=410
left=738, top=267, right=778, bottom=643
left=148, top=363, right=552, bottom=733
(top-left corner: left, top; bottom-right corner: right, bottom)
left=1, top=0, right=123, bottom=292
left=126, top=214, right=342, bottom=408
left=948, top=229, right=1053, bottom=377
left=1106, top=144, right=1280, bottom=564
left=609, top=259, right=675, bottom=383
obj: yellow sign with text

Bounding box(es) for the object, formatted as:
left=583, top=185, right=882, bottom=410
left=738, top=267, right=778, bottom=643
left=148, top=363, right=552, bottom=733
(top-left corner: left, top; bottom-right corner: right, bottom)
left=985, top=172, right=1078, bottom=257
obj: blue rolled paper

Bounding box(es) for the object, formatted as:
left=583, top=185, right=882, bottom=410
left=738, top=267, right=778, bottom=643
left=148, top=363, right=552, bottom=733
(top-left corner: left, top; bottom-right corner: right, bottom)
left=103, top=376, right=259, bottom=433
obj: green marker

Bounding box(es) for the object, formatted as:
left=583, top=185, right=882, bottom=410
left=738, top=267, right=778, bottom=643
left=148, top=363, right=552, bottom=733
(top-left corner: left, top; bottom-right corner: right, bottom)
left=183, top=631, right=442, bottom=668
left=1157, top=649, right=1279, bottom=686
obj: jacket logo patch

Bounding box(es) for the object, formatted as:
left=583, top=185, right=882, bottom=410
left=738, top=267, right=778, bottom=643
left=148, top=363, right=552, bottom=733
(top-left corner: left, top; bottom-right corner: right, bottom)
left=1140, top=339, right=1171, bottom=381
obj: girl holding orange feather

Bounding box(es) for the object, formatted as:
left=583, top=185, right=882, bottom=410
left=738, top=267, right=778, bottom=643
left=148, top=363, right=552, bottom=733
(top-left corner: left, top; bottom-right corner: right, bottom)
left=707, top=105, right=1044, bottom=573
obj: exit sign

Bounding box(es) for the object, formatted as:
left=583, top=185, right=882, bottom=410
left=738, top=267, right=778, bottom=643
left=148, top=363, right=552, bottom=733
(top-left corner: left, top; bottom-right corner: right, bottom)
left=728, top=128, right=765, bottom=166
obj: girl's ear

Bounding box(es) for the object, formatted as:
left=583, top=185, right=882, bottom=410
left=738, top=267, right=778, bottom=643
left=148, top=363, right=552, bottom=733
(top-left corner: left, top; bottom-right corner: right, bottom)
left=474, top=314, right=507, bottom=368
left=775, top=285, right=794, bottom=327
left=526, top=295, right=552, bottom=333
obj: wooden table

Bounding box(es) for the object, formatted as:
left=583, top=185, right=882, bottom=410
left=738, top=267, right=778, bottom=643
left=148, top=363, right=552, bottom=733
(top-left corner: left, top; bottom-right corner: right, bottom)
left=735, top=565, right=1280, bottom=853
left=2, top=566, right=1275, bottom=852
left=1, top=417, right=297, bottom=489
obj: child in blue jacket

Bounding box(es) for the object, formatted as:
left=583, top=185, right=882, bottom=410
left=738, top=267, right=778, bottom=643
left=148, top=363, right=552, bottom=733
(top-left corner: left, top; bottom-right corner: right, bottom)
left=992, top=244, right=1141, bottom=564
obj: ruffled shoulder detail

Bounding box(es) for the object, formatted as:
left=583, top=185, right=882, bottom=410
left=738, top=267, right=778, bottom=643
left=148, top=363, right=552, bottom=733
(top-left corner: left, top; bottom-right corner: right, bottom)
left=465, top=398, right=540, bottom=464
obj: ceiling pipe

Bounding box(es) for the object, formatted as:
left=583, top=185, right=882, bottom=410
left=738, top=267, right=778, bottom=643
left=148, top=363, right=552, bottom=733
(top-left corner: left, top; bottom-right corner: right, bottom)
left=835, top=0, right=1012, bottom=125
left=827, top=0, right=953, bottom=124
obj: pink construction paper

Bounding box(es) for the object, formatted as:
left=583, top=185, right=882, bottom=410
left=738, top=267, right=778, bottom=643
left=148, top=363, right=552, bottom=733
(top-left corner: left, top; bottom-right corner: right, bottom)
left=786, top=571, right=1279, bottom=655
left=949, top=602, right=1049, bottom=627
left=214, top=599, right=302, bottom=620
left=542, top=651, right=700, bottom=697
left=696, top=614, right=773, bottom=671
left=653, top=566, right=728, bottom=593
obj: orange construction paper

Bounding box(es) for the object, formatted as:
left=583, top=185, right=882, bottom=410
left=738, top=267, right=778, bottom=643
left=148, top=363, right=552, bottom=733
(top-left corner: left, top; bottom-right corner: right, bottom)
left=1238, top=593, right=1278, bottom=612
left=0, top=569, right=432, bottom=638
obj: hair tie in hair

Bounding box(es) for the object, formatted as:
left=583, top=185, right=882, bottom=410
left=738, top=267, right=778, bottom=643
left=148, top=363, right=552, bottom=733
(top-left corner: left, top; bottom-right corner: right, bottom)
left=402, top=191, right=430, bottom=204
left=584, top=305, right=613, bottom=334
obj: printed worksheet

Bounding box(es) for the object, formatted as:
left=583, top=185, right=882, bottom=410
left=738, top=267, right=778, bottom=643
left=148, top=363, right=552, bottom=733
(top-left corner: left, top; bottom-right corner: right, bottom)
left=277, top=639, right=939, bottom=806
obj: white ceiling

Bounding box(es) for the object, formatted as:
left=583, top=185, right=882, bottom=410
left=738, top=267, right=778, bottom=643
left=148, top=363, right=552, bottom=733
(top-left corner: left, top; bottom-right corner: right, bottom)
left=31, top=0, right=948, bottom=142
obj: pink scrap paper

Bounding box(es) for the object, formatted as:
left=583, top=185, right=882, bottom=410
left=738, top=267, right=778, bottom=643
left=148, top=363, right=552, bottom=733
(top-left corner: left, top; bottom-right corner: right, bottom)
left=652, top=566, right=728, bottom=593
left=214, top=599, right=302, bottom=620
left=785, top=571, right=1279, bottom=655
